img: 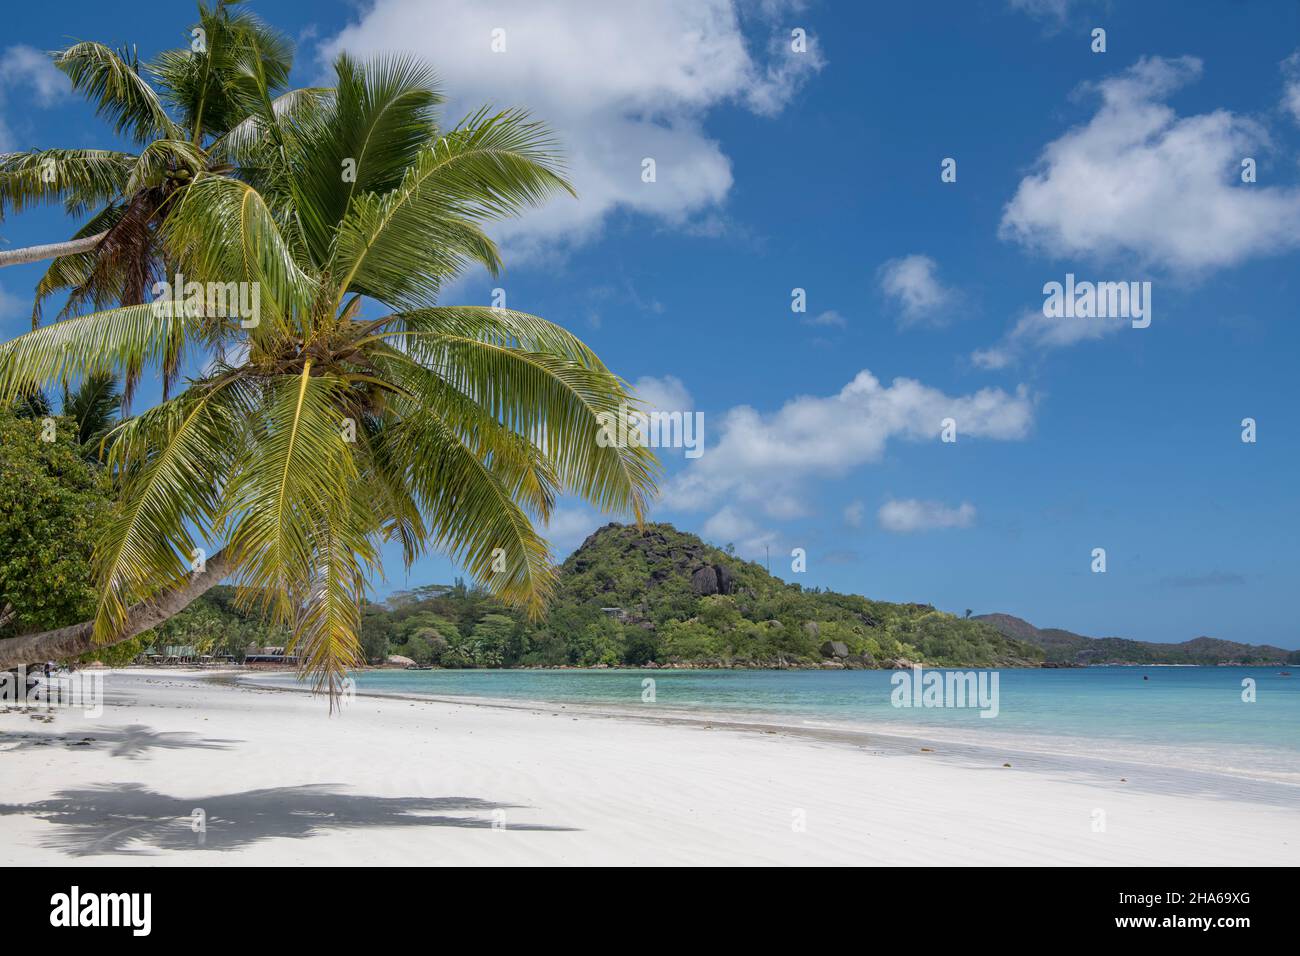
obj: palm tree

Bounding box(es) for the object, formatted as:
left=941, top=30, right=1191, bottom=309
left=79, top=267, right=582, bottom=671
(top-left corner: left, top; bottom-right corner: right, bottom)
left=62, top=372, right=122, bottom=457
left=10, top=372, right=121, bottom=460
left=0, top=1, right=317, bottom=355
left=0, top=54, right=659, bottom=701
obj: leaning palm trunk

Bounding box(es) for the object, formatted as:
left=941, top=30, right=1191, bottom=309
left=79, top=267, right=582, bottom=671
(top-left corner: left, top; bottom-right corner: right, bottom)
left=0, top=232, right=108, bottom=269
left=0, top=551, right=233, bottom=668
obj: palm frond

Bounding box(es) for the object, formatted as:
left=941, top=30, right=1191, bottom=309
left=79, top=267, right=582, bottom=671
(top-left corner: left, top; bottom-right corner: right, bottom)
left=295, top=522, right=367, bottom=709
left=352, top=412, right=429, bottom=568
left=222, top=368, right=365, bottom=623
left=151, top=2, right=293, bottom=143
left=124, top=139, right=206, bottom=196
left=92, top=378, right=244, bottom=640
left=162, top=172, right=316, bottom=342
left=0, top=303, right=193, bottom=404
left=209, top=86, right=331, bottom=169
left=81, top=188, right=168, bottom=317
left=378, top=306, right=659, bottom=520
left=332, top=109, right=572, bottom=310
left=288, top=52, right=443, bottom=265
left=55, top=42, right=179, bottom=144
left=0, top=148, right=135, bottom=221
left=61, top=370, right=121, bottom=453
left=380, top=403, right=556, bottom=615
left=374, top=346, right=560, bottom=522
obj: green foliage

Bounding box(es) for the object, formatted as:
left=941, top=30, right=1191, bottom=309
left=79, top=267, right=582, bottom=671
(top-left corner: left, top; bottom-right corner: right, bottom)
left=450, top=613, right=516, bottom=667
left=61, top=372, right=121, bottom=458
left=144, top=585, right=290, bottom=657
left=359, top=602, right=395, bottom=664
left=351, top=523, right=1044, bottom=670
left=0, top=410, right=112, bottom=638
left=659, top=618, right=718, bottom=660
left=533, top=523, right=1041, bottom=667
left=402, top=628, right=446, bottom=666
left=88, top=634, right=149, bottom=666
left=392, top=609, right=459, bottom=665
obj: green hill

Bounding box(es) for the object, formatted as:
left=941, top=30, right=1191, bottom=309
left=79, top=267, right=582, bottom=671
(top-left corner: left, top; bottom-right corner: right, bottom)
left=975, top=613, right=1297, bottom=666
left=361, top=522, right=1043, bottom=669
left=133, top=524, right=1297, bottom=670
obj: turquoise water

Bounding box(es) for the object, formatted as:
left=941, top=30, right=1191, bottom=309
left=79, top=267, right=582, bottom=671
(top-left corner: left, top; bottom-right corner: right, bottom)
left=252, top=666, right=1300, bottom=781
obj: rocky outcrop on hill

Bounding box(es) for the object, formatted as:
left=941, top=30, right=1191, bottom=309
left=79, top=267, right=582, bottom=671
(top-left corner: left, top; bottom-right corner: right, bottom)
left=553, top=522, right=1044, bottom=668
left=690, top=564, right=734, bottom=596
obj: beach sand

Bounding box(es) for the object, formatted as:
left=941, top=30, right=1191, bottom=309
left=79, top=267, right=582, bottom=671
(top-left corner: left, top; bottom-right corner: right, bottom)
left=1, top=668, right=1296, bottom=865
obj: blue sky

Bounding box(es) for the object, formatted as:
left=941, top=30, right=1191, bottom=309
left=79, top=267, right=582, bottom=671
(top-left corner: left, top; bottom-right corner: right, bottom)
left=2, top=0, right=1298, bottom=647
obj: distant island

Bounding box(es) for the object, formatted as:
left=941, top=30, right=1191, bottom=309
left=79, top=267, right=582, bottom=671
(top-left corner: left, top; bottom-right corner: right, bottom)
left=124, top=522, right=1298, bottom=670
left=975, top=613, right=1297, bottom=667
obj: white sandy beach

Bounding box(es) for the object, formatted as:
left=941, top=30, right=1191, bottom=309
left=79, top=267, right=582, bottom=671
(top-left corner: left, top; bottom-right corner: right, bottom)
left=1, top=668, right=1296, bottom=866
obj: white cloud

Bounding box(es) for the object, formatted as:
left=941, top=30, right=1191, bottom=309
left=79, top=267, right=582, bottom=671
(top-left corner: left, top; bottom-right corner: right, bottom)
left=658, top=369, right=1034, bottom=518
left=878, top=254, right=955, bottom=327
left=878, top=498, right=976, bottom=534
left=971, top=305, right=1126, bottom=368
left=319, top=0, right=823, bottom=260
left=1000, top=55, right=1300, bottom=273
left=0, top=46, right=68, bottom=107
left=632, top=374, right=693, bottom=412
left=0, top=283, right=25, bottom=321
left=970, top=346, right=1014, bottom=371
left=1283, top=51, right=1300, bottom=124
left=543, top=506, right=605, bottom=558
left=843, top=499, right=865, bottom=528
left=702, top=505, right=777, bottom=554
left=1007, top=0, right=1072, bottom=23
left=802, top=309, right=846, bottom=328
left=701, top=509, right=791, bottom=563
left=0, top=45, right=69, bottom=150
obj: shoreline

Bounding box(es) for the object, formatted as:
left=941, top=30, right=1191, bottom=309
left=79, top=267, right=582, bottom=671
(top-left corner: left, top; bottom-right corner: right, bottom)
left=230, top=661, right=1284, bottom=672
left=233, top=670, right=1300, bottom=806
left=2, top=668, right=1297, bottom=865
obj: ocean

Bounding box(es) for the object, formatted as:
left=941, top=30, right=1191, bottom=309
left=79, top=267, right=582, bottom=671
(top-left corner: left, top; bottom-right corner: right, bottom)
left=250, top=665, right=1300, bottom=783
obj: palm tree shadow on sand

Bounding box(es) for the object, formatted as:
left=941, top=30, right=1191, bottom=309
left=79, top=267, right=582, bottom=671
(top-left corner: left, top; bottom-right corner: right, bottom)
left=2, top=724, right=238, bottom=759
left=0, top=783, right=576, bottom=856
